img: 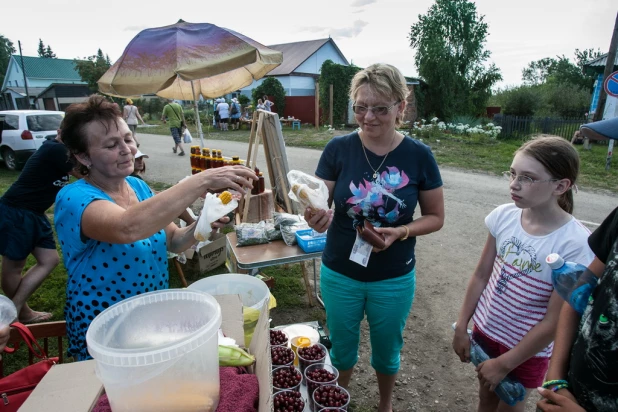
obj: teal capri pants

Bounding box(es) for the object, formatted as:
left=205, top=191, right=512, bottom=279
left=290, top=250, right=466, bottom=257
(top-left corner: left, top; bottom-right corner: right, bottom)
left=320, top=263, right=416, bottom=375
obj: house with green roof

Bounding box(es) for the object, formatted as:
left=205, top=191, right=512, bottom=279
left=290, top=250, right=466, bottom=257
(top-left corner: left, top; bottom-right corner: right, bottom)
left=1, top=55, right=90, bottom=111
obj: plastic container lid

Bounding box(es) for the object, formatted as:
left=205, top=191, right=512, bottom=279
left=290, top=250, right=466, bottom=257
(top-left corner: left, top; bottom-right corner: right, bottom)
left=0, top=295, right=17, bottom=326
left=189, top=274, right=270, bottom=310
left=546, top=253, right=564, bottom=269
left=86, top=289, right=221, bottom=367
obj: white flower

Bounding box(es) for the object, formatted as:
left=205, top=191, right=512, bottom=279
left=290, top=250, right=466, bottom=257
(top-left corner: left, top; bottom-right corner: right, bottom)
left=431, top=117, right=438, bottom=123
left=486, top=122, right=494, bottom=127
left=436, top=139, right=440, bottom=143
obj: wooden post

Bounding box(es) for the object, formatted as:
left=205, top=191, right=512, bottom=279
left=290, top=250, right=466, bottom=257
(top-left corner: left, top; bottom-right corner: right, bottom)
left=593, top=12, right=618, bottom=122
left=329, top=84, right=333, bottom=127
left=315, top=81, right=320, bottom=130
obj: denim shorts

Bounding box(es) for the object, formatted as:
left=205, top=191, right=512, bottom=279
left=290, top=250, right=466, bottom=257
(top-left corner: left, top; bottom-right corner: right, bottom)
left=320, top=263, right=416, bottom=375
left=170, top=127, right=181, bottom=144
left=0, top=202, right=56, bottom=260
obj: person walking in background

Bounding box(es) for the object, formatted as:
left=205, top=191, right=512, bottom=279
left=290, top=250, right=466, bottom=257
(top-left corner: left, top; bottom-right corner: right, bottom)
left=56, top=95, right=257, bottom=360
left=305, top=63, right=444, bottom=412
left=229, top=98, right=241, bottom=130
left=262, top=95, right=273, bottom=112
left=452, top=136, right=594, bottom=412
left=161, top=99, right=186, bottom=156
left=217, top=99, right=230, bottom=131
left=123, top=98, right=144, bottom=147
left=0, top=133, right=77, bottom=324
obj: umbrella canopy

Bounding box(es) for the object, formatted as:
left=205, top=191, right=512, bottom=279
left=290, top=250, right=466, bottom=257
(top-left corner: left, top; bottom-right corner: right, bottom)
left=98, top=20, right=283, bottom=99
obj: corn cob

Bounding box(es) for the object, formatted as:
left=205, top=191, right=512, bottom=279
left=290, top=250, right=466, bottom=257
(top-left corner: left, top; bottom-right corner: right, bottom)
left=219, top=191, right=232, bottom=205
left=218, top=345, right=255, bottom=367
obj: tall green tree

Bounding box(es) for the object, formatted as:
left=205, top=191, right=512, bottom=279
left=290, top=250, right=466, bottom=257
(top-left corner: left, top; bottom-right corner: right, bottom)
left=37, top=39, right=46, bottom=57
left=318, top=60, right=361, bottom=125
left=37, top=39, right=56, bottom=58
left=409, top=0, right=502, bottom=119
left=522, top=48, right=603, bottom=91
left=74, top=48, right=111, bottom=92
left=44, top=45, right=56, bottom=59
left=0, top=35, right=16, bottom=86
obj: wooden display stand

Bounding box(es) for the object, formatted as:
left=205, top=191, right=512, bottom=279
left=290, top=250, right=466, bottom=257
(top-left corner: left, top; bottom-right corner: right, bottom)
left=239, top=110, right=297, bottom=222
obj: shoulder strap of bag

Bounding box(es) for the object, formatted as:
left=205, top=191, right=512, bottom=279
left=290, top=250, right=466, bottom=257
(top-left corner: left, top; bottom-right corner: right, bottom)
left=3, top=322, right=49, bottom=359
left=170, top=104, right=182, bottom=121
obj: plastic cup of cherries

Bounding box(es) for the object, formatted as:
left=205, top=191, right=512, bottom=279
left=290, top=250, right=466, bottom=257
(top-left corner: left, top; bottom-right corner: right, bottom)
left=272, top=365, right=302, bottom=393
left=313, top=384, right=350, bottom=411
left=270, top=329, right=289, bottom=348
left=272, top=389, right=306, bottom=412
left=271, top=345, right=295, bottom=369
left=304, top=363, right=339, bottom=411
left=297, top=342, right=327, bottom=376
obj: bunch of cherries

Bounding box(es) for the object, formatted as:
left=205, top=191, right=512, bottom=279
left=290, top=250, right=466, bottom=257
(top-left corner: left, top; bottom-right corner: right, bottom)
left=271, top=346, right=295, bottom=367
left=270, top=329, right=288, bottom=347
left=313, top=385, right=349, bottom=409
left=272, top=365, right=302, bottom=390
left=273, top=390, right=305, bottom=412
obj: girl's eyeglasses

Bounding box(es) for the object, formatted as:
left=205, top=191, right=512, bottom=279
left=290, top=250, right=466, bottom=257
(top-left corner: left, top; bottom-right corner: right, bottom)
left=352, top=101, right=400, bottom=116
left=503, top=171, right=559, bottom=187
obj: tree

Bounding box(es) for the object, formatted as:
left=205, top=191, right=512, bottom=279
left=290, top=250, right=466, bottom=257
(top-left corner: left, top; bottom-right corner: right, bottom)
left=318, top=60, right=361, bottom=125
left=252, top=77, right=286, bottom=116
left=74, top=48, right=111, bottom=92
left=409, top=0, right=502, bottom=119
left=0, top=35, right=16, bottom=87
left=522, top=48, right=603, bottom=91
left=37, top=39, right=56, bottom=58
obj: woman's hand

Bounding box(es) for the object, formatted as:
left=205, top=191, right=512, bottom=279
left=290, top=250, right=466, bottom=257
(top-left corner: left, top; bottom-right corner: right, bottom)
left=476, top=357, right=511, bottom=391
left=210, top=215, right=230, bottom=233
left=305, top=208, right=333, bottom=233
left=371, top=226, right=403, bottom=253
left=452, top=328, right=471, bottom=363
left=201, top=166, right=257, bottom=194
left=536, top=388, right=585, bottom=411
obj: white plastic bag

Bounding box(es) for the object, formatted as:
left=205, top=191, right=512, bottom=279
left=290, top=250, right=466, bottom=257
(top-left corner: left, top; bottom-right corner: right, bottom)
left=194, top=193, right=238, bottom=241
left=287, top=170, right=329, bottom=214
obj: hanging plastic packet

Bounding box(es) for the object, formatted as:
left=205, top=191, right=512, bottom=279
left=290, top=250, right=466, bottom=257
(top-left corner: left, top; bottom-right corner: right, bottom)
left=287, top=170, right=329, bottom=215
left=194, top=191, right=238, bottom=241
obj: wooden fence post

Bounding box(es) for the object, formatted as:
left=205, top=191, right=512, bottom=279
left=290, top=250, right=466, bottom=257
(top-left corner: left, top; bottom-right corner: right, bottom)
left=315, top=81, right=320, bottom=130
left=329, top=84, right=333, bottom=127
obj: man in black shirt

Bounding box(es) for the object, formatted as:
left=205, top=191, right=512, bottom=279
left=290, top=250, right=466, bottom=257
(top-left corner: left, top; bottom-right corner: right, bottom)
left=0, top=136, right=75, bottom=323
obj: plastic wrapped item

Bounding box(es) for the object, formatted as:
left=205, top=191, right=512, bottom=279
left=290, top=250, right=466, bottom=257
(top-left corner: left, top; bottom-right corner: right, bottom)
left=235, top=222, right=270, bottom=246
left=546, top=253, right=598, bottom=315
left=264, top=221, right=282, bottom=241
left=281, top=222, right=310, bottom=246
left=0, top=295, right=17, bottom=326
left=287, top=170, right=329, bottom=214
left=194, top=192, right=238, bottom=241
left=273, top=212, right=304, bottom=229
left=451, top=323, right=525, bottom=406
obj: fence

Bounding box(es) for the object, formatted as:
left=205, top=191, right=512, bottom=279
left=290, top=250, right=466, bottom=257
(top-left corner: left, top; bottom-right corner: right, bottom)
left=493, top=115, right=585, bottom=140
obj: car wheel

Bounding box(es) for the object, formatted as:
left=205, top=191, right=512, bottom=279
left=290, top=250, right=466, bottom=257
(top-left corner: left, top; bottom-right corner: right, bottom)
left=2, top=148, right=19, bottom=171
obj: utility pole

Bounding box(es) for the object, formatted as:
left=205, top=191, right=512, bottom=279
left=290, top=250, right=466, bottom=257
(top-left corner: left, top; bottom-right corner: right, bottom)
left=18, top=40, right=33, bottom=109
left=593, top=12, right=618, bottom=122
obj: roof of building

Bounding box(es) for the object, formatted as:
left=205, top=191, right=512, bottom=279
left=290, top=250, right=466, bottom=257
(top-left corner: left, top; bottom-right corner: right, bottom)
left=584, top=50, right=618, bottom=69
left=3, top=87, right=47, bottom=97
left=36, top=83, right=92, bottom=98
left=266, top=38, right=349, bottom=76
left=10, top=55, right=84, bottom=80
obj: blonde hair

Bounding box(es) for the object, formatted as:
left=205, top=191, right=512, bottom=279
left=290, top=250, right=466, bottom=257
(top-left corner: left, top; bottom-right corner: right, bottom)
left=349, top=63, right=409, bottom=127
left=125, top=98, right=133, bottom=105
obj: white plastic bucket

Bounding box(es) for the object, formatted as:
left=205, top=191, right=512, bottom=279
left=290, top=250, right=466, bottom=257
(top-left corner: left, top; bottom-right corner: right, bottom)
left=188, top=274, right=270, bottom=311
left=86, top=289, right=221, bottom=412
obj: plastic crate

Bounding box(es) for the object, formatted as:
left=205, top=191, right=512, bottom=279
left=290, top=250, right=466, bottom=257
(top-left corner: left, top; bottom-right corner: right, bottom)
left=295, top=229, right=327, bottom=253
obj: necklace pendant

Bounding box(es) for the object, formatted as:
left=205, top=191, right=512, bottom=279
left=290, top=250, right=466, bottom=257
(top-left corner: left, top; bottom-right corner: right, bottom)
left=373, top=172, right=378, bottom=179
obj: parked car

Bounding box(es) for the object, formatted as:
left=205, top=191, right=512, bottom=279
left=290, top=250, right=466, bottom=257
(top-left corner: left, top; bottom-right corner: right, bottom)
left=0, top=110, right=64, bottom=171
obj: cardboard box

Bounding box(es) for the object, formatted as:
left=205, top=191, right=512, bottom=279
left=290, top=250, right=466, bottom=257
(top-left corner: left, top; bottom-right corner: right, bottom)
left=21, top=293, right=272, bottom=412
left=196, top=232, right=227, bottom=273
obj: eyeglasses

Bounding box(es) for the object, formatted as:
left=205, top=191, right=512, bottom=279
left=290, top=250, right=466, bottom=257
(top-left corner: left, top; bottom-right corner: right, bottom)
left=352, top=101, right=400, bottom=116
left=502, top=171, right=559, bottom=187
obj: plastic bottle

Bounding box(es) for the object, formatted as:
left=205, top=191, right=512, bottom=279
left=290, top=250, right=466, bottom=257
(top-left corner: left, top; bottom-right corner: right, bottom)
left=546, top=253, right=598, bottom=315
left=451, top=323, right=525, bottom=406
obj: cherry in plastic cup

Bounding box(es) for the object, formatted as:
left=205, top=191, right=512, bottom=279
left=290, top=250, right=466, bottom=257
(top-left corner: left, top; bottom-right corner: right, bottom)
left=272, top=389, right=306, bottom=412
left=304, top=363, right=339, bottom=411
left=272, top=365, right=302, bottom=394
left=313, top=385, right=350, bottom=411
left=317, top=408, right=347, bottom=412
left=271, top=346, right=296, bottom=370
left=297, top=342, right=327, bottom=376
left=270, top=328, right=289, bottom=348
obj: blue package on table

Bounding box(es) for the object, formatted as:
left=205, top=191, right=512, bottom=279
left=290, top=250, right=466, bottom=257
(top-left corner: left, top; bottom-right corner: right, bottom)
left=295, top=229, right=327, bottom=253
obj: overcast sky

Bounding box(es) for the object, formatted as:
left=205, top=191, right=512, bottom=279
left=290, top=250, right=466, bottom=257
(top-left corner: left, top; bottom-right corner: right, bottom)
left=3, top=0, right=616, bottom=88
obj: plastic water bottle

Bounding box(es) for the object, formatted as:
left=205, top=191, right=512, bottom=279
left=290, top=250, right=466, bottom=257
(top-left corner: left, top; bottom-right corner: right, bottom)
left=0, top=295, right=17, bottom=327
left=452, top=323, right=526, bottom=406
left=546, top=253, right=598, bottom=315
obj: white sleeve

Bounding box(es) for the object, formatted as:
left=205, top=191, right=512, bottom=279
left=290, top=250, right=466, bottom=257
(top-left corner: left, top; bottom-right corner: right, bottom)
left=484, top=204, right=508, bottom=237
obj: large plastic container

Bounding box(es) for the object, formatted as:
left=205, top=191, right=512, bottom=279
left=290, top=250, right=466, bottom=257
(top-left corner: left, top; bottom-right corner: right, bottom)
left=86, top=289, right=222, bottom=412
left=189, top=274, right=270, bottom=346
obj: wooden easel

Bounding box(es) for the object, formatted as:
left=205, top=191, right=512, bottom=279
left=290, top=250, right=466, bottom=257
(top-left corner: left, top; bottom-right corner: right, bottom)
left=239, top=110, right=315, bottom=306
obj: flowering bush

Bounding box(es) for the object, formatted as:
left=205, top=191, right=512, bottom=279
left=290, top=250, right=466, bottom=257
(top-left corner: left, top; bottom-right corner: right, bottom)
left=409, top=117, right=502, bottom=142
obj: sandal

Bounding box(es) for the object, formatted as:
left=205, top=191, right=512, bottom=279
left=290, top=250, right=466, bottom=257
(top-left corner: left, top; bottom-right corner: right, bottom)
left=21, top=311, right=53, bottom=324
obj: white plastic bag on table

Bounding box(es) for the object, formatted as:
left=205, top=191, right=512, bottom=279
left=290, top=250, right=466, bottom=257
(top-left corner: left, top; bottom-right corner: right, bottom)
left=194, top=193, right=238, bottom=241
left=287, top=170, right=329, bottom=214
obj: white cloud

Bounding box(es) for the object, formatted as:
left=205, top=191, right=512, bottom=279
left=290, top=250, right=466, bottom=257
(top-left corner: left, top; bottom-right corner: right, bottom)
left=329, top=20, right=369, bottom=38
left=351, top=0, right=376, bottom=6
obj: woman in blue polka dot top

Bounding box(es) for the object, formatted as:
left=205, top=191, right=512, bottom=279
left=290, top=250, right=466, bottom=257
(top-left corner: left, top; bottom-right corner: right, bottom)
left=55, top=95, right=257, bottom=360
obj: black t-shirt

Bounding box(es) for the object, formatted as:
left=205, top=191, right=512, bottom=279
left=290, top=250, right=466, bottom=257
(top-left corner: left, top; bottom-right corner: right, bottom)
left=316, top=132, right=442, bottom=282
left=0, top=140, right=73, bottom=214
left=569, top=206, right=618, bottom=412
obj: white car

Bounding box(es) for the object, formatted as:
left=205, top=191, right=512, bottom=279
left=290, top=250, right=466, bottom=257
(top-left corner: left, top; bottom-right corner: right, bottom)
left=0, top=110, right=64, bottom=171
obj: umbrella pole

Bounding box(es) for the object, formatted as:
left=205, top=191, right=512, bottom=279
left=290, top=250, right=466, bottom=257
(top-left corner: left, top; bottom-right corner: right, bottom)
left=191, top=81, right=205, bottom=149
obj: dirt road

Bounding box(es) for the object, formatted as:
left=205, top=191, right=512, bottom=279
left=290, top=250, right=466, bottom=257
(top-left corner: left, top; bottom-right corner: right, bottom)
left=139, top=132, right=617, bottom=411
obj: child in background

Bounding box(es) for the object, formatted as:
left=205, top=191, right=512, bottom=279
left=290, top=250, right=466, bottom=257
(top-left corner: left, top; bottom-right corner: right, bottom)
left=452, top=136, right=595, bottom=411
left=131, top=150, right=148, bottom=180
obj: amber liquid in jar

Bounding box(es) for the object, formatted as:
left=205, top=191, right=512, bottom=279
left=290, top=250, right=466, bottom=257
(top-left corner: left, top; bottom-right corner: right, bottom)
left=258, top=172, right=265, bottom=193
